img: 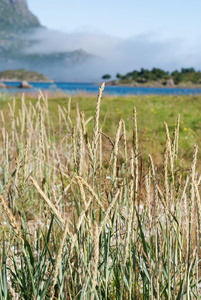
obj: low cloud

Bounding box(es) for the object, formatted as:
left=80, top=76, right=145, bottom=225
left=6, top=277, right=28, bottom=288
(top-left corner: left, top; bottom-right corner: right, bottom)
left=22, top=28, right=201, bottom=81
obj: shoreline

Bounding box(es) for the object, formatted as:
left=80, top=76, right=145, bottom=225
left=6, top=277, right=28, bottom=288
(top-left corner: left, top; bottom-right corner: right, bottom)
left=1, top=82, right=201, bottom=97
left=2, top=80, right=201, bottom=89
left=104, top=81, right=201, bottom=89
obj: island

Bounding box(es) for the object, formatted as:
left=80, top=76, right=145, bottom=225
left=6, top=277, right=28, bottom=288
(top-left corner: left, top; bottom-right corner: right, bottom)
left=0, top=69, right=52, bottom=82
left=103, top=68, right=201, bottom=88
left=0, top=69, right=53, bottom=89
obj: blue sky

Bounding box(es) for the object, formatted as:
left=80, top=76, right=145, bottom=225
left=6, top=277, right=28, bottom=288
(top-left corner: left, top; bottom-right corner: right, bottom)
left=28, top=0, right=200, bottom=41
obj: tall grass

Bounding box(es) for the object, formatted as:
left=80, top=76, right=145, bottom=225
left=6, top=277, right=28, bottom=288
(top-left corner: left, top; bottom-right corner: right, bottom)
left=0, top=86, right=200, bottom=299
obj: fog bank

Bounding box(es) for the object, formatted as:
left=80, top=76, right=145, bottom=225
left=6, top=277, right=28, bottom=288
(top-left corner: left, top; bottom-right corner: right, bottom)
left=22, top=28, right=201, bottom=81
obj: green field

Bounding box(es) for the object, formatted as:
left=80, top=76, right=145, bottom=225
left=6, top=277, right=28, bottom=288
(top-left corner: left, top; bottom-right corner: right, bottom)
left=1, top=92, right=200, bottom=166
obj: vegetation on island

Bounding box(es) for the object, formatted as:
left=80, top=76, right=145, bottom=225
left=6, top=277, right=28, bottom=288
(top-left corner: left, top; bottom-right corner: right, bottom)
left=102, top=74, right=111, bottom=80
left=0, top=69, right=51, bottom=82
left=0, top=89, right=201, bottom=298
left=103, top=67, right=201, bottom=87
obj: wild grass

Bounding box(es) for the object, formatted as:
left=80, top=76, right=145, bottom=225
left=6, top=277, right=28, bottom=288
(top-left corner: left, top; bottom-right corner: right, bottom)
left=0, top=86, right=201, bottom=299
left=1, top=92, right=201, bottom=167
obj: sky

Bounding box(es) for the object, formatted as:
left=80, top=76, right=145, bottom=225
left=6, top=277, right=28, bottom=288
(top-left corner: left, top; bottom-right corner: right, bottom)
left=25, top=0, right=201, bottom=80
left=27, top=0, right=200, bottom=41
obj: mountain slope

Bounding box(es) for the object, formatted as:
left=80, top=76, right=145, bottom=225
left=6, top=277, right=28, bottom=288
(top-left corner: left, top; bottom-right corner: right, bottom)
left=0, top=0, right=95, bottom=81
left=0, top=0, right=40, bottom=31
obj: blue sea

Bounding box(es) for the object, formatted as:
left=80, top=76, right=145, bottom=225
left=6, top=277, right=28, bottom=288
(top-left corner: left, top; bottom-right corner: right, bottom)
left=1, top=81, right=201, bottom=96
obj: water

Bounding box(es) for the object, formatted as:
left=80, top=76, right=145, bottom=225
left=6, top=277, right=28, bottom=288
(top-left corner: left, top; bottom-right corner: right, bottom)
left=1, top=81, right=201, bottom=96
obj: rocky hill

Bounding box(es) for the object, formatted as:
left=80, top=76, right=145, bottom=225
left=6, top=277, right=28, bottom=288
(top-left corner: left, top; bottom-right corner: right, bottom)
left=0, top=0, right=94, bottom=81
left=0, top=0, right=40, bottom=31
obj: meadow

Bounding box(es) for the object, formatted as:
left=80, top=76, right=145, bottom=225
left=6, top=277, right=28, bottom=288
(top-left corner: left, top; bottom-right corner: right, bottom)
left=0, top=86, right=201, bottom=299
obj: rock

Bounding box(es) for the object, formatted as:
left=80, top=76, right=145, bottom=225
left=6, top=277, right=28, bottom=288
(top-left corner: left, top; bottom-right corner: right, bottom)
left=0, top=82, right=6, bottom=88
left=18, top=81, right=33, bottom=89
left=165, top=78, right=175, bottom=87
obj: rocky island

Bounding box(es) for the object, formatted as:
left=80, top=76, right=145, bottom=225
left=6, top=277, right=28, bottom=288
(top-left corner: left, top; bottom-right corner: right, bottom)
left=0, top=69, right=52, bottom=82
left=0, top=68, right=53, bottom=89
left=104, top=68, right=201, bottom=88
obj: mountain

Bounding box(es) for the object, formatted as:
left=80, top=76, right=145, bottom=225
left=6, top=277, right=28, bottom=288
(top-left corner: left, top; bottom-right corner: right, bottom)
left=0, top=0, right=94, bottom=81
left=0, top=0, right=40, bottom=31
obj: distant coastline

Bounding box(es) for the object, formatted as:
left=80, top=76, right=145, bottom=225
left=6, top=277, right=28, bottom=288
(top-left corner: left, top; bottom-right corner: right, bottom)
left=102, top=67, right=201, bottom=89
left=105, top=81, right=201, bottom=89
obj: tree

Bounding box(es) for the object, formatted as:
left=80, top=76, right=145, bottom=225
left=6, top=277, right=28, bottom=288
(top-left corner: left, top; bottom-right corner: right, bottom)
left=171, top=70, right=183, bottom=84
left=102, top=74, right=111, bottom=80
left=151, top=68, right=169, bottom=79
left=116, top=73, right=122, bottom=79
left=181, top=68, right=195, bottom=74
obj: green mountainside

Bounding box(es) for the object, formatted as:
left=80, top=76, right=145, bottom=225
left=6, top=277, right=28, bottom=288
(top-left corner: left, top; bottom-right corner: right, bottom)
left=0, top=0, right=40, bottom=32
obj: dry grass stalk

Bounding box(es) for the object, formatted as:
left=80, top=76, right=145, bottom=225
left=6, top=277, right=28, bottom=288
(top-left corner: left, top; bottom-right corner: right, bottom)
left=58, top=105, right=70, bottom=132
left=194, top=181, right=201, bottom=239
left=189, top=144, right=198, bottom=226
left=164, top=122, right=174, bottom=183
left=190, top=144, right=198, bottom=184
left=99, top=127, right=103, bottom=178
left=129, top=149, right=134, bottom=203
left=133, top=108, right=138, bottom=204
left=76, top=127, right=83, bottom=175
left=149, top=155, right=158, bottom=223
left=90, top=222, right=99, bottom=300
left=174, top=114, right=180, bottom=162
left=195, top=212, right=199, bottom=297
left=80, top=111, right=93, bottom=164
left=70, top=195, right=93, bottom=251
left=99, top=189, right=120, bottom=234
left=124, top=151, right=135, bottom=265
left=112, top=119, right=123, bottom=180
left=39, top=107, right=45, bottom=161
left=164, top=145, right=169, bottom=203
left=75, top=176, right=104, bottom=210
left=4, top=132, right=9, bottom=183
left=92, top=83, right=105, bottom=165
left=72, top=126, right=77, bottom=169
left=67, top=97, right=72, bottom=125
left=123, top=203, right=133, bottom=266
left=8, top=101, right=16, bottom=145
left=0, top=196, right=21, bottom=241
left=76, top=178, right=87, bottom=208
left=76, top=102, right=81, bottom=130
left=75, top=195, right=92, bottom=231
left=20, top=95, right=26, bottom=138
left=122, top=120, right=128, bottom=165
left=181, top=176, right=189, bottom=202
left=30, top=176, right=65, bottom=225
left=145, top=169, right=151, bottom=228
